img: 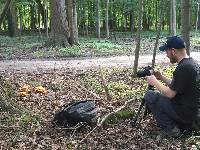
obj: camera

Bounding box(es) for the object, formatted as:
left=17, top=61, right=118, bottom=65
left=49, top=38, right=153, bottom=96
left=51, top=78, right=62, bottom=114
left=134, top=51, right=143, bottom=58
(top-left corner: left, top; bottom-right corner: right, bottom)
left=137, top=66, right=154, bottom=78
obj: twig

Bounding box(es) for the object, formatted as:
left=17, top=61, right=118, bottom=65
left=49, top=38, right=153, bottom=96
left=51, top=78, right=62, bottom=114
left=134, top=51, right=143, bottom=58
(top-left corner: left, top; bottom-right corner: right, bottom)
left=53, top=62, right=58, bottom=99
left=55, top=122, right=85, bottom=131
left=98, top=98, right=135, bottom=126
left=99, top=66, right=112, bottom=101
left=0, top=125, right=20, bottom=129
left=75, top=98, right=135, bottom=149
left=78, top=126, right=98, bottom=144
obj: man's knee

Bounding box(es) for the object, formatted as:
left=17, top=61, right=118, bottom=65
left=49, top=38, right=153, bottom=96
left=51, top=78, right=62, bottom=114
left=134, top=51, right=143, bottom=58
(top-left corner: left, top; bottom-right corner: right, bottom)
left=144, top=90, right=159, bottom=104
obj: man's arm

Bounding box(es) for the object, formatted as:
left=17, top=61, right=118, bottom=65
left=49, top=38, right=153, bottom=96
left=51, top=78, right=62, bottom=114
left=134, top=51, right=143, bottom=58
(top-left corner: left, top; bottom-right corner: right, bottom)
left=146, top=75, right=176, bottom=99
left=154, top=71, right=172, bottom=86
left=160, top=75, right=172, bottom=86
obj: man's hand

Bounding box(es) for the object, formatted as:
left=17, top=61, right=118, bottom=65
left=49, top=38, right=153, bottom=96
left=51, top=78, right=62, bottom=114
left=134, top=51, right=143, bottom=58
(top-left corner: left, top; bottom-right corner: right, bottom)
left=145, top=75, right=158, bottom=86
left=146, top=75, right=176, bottom=98
left=154, top=71, right=162, bottom=80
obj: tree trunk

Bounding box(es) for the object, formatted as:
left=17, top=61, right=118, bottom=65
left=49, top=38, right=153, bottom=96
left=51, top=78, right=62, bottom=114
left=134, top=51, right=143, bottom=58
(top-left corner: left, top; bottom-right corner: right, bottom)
left=37, top=4, right=41, bottom=37
left=196, top=1, right=200, bottom=29
left=67, top=0, right=78, bottom=45
left=133, top=0, right=143, bottom=76
left=0, top=0, right=12, bottom=27
left=84, top=1, right=88, bottom=37
left=155, top=0, right=158, bottom=29
left=73, top=0, right=78, bottom=43
left=105, top=0, right=109, bottom=38
left=152, top=0, right=165, bottom=68
left=170, top=0, right=176, bottom=35
left=7, top=0, right=18, bottom=37
left=49, top=0, right=70, bottom=47
left=19, top=3, right=22, bottom=38
left=36, top=0, right=46, bottom=29
left=30, top=3, right=37, bottom=30
left=44, top=1, right=49, bottom=37
left=130, top=11, right=135, bottom=33
left=96, top=0, right=100, bottom=39
left=181, top=0, right=190, bottom=56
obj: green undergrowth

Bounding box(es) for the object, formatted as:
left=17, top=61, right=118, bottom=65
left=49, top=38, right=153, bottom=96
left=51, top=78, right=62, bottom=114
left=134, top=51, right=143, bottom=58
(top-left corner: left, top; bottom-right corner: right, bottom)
left=1, top=31, right=199, bottom=59
left=80, top=65, right=176, bottom=102
left=8, top=114, right=40, bottom=127
left=104, top=109, right=135, bottom=125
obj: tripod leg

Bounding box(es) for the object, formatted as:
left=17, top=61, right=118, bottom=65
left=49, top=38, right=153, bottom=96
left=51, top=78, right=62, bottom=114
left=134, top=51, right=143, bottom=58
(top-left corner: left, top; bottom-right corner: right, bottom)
left=144, top=104, right=151, bottom=117
left=130, top=98, right=145, bottom=127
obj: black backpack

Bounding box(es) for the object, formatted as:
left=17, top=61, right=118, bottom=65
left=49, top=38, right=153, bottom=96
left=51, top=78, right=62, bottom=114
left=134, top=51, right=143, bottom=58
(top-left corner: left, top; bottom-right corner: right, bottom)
left=53, top=100, right=98, bottom=127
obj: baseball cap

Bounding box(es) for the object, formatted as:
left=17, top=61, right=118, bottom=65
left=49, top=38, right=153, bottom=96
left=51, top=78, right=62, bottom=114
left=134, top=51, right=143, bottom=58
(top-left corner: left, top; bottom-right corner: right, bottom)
left=159, top=36, right=186, bottom=51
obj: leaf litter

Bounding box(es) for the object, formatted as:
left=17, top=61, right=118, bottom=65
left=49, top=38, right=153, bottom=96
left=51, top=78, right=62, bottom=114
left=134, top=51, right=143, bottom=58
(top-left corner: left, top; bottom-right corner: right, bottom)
left=0, top=66, right=199, bottom=150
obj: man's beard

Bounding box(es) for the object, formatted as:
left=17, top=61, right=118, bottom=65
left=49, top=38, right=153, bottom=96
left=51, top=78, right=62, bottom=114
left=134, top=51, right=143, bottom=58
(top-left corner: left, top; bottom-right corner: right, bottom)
left=170, top=55, right=177, bottom=64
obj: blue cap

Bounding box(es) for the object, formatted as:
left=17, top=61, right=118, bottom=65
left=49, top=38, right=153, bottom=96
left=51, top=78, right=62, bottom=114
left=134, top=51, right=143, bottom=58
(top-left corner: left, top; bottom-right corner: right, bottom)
left=159, top=36, right=185, bottom=51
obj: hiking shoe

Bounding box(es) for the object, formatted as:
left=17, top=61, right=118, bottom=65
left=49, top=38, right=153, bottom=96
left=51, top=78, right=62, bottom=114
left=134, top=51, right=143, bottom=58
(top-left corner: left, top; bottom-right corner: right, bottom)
left=160, top=126, right=181, bottom=138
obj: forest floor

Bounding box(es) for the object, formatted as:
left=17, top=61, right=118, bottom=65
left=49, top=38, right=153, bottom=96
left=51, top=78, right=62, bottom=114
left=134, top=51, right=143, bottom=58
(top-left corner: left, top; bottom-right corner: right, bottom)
left=1, top=35, right=200, bottom=149
left=2, top=65, right=200, bottom=150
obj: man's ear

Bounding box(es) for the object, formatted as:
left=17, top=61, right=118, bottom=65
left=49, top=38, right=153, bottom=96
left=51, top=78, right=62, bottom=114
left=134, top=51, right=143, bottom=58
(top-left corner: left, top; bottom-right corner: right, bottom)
left=171, top=48, right=176, bottom=55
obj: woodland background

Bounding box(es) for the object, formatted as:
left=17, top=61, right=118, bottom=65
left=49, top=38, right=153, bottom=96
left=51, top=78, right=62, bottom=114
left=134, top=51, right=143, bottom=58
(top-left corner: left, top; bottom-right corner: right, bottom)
left=0, top=0, right=200, bottom=149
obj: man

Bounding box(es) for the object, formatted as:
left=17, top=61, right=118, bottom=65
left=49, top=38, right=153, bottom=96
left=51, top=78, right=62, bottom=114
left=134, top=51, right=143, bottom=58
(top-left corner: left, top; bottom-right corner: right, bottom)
left=144, top=36, right=200, bottom=137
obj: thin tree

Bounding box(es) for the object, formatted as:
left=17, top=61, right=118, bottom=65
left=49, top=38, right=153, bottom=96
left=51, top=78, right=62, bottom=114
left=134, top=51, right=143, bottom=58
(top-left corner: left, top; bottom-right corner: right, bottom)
left=133, top=0, right=143, bottom=76
left=35, top=0, right=46, bottom=29
left=197, top=0, right=200, bottom=29
left=0, top=0, right=12, bottom=26
left=195, top=1, right=200, bottom=36
left=105, top=0, right=109, bottom=38
left=30, top=2, right=37, bottom=30
left=181, top=0, right=190, bottom=56
left=170, top=0, right=176, bottom=35
left=67, top=0, right=78, bottom=45
left=73, top=0, right=78, bottom=43
left=152, top=0, right=165, bottom=68
left=44, top=1, right=49, bottom=37
left=96, top=0, right=100, bottom=39
left=19, top=0, right=22, bottom=38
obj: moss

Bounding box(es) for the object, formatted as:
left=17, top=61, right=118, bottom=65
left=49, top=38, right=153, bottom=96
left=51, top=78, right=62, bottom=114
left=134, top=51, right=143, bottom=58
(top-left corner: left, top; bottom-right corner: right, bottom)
left=104, top=109, right=134, bottom=125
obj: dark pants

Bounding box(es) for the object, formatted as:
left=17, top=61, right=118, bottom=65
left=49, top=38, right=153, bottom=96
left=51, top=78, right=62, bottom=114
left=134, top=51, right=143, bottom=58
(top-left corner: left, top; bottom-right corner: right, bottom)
left=144, top=90, right=188, bottom=132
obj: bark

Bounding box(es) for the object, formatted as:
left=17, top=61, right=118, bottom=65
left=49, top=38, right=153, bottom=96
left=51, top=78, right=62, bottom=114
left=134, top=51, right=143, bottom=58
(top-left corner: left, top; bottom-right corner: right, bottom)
left=152, top=0, right=166, bottom=68
left=96, top=0, right=100, bottom=39
left=19, top=3, right=22, bottom=37
left=35, top=0, right=46, bottom=29
left=181, top=0, right=190, bottom=56
left=170, top=0, right=176, bottom=35
left=67, top=0, right=73, bottom=44
left=7, top=0, right=18, bottom=37
left=30, top=4, right=37, bottom=30
left=0, top=0, right=12, bottom=26
left=45, top=4, right=49, bottom=37
left=130, top=11, right=135, bottom=33
left=83, top=1, right=88, bottom=37
left=133, top=0, right=143, bottom=76
left=105, top=0, right=109, bottom=38
left=67, top=0, right=78, bottom=45
left=73, top=0, right=78, bottom=43
left=49, top=0, right=70, bottom=47
left=196, top=2, right=200, bottom=30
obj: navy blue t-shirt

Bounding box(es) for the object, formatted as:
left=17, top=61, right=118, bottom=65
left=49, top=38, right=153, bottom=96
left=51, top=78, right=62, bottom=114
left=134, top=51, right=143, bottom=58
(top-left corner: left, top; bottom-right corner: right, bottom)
left=169, top=58, right=200, bottom=123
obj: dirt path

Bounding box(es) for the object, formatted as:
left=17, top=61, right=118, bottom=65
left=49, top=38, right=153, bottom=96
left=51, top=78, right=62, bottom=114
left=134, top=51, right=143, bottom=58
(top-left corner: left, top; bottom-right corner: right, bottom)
left=0, top=52, right=200, bottom=73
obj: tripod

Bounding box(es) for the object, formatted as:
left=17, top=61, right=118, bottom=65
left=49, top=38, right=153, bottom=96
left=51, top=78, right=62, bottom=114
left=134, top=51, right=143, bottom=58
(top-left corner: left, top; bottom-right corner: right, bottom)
left=130, top=85, right=154, bottom=127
